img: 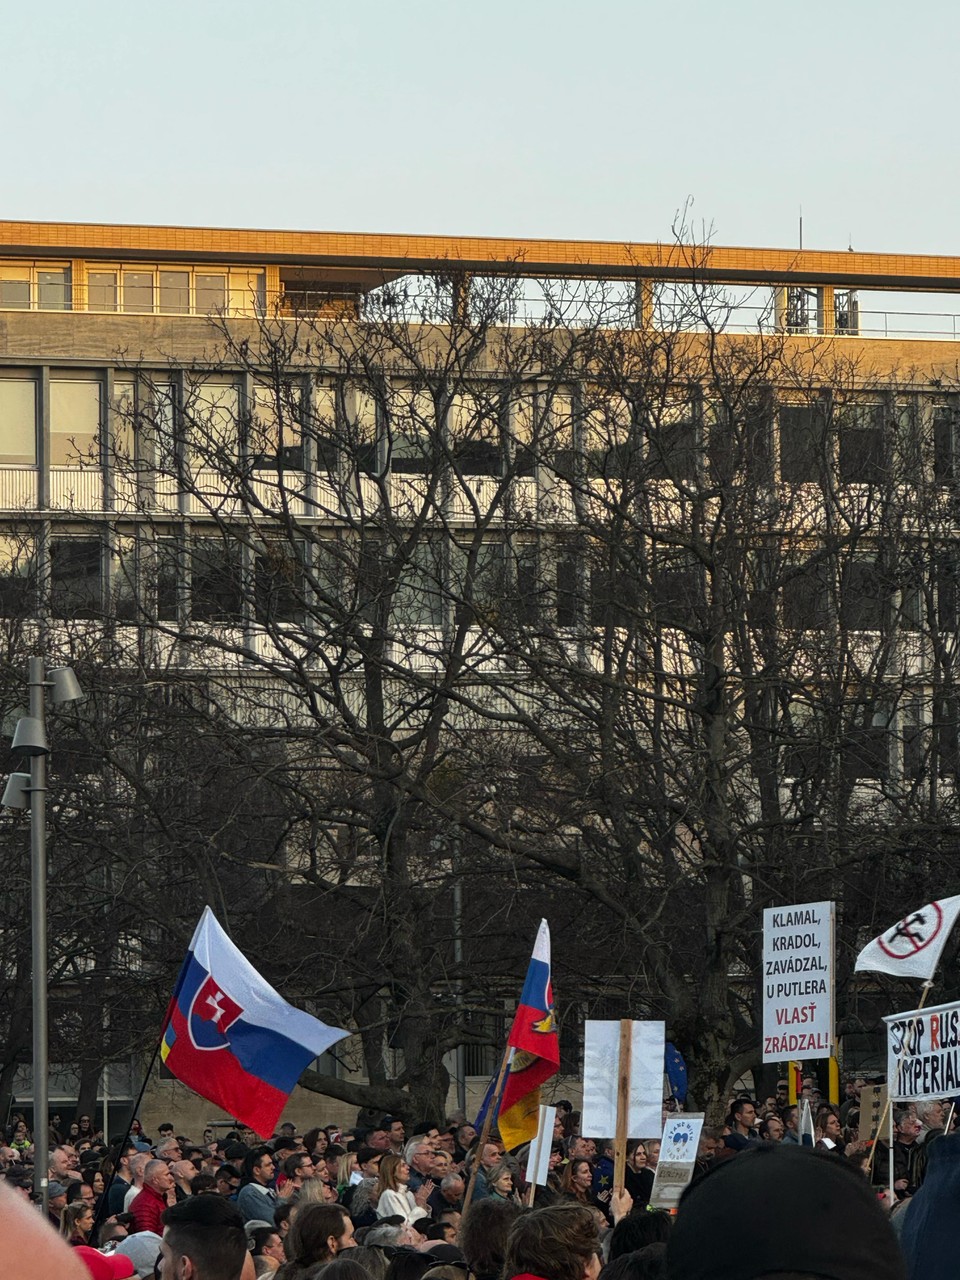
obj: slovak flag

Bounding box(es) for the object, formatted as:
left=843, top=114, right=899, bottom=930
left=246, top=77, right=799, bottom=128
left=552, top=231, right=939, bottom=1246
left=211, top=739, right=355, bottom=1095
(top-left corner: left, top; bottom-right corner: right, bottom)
left=854, top=896, right=960, bottom=982
left=497, top=919, right=560, bottom=1151
left=161, top=907, right=349, bottom=1137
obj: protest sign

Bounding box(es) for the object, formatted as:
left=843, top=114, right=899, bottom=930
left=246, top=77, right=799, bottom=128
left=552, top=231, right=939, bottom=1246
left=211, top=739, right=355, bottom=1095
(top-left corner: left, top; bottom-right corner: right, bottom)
left=886, top=998, right=960, bottom=1101
left=527, top=1104, right=556, bottom=1193
left=859, top=1085, right=888, bottom=1144
left=582, top=1020, right=664, bottom=1139
left=762, top=900, right=835, bottom=1063
left=649, top=1113, right=704, bottom=1209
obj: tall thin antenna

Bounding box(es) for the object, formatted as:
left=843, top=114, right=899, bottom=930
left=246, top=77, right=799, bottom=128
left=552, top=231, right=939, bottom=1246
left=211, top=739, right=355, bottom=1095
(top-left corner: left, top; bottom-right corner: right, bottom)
left=799, top=206, right=803, bottom=251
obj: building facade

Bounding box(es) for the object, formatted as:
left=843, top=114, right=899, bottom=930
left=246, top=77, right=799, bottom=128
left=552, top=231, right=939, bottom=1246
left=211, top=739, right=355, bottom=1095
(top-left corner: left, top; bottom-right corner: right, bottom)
left=3, top=218, right=960, bottom=1125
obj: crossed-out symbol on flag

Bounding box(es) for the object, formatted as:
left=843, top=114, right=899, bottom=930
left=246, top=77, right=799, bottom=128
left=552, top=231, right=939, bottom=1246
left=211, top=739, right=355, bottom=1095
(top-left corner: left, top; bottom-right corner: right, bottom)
left=878, top=903, right=944, bottom=959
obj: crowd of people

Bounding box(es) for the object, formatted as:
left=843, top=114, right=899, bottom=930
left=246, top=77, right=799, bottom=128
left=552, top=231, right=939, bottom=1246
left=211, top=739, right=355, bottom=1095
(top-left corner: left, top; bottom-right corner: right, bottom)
left=0, top=1081, right=945, bottom=1279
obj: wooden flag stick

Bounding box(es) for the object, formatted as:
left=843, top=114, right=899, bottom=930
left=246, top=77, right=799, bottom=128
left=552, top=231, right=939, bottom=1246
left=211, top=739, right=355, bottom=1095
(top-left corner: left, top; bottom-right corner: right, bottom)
left=867, top=980, right=935, bottom=1177
left=463, top=1042, right=512, bottom=1214
left=613, top=1019, right=632, bottom=1197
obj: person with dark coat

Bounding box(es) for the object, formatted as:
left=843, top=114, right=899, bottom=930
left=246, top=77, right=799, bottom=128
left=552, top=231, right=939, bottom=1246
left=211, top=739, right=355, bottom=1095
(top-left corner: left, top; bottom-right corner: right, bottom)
left=899, top=1131, right=960, bottom=1279
left=665, top=1144, right=906, bottom=1280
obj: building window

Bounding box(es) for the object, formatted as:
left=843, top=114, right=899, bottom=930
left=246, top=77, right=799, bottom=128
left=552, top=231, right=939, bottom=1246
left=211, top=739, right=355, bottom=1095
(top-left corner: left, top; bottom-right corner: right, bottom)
left=190, top=538, right=243, bottom=623
left=50, top=537, right=102, bottom=619
left=195, top=273, right=226, bottom=313
left=122, top=271, right=154, bottom=313
left=0, top=266, right=30, bottom=309
left=87, top=271, right=118, bottom=312
left=184, top=377, right=239, bottom=463
left=252, top=381, right=304, bottom=469
left=782, top=559, right=831, bottom=630
left=0, top=535, right=36, bottom=614
left=255, top=543, right=304, bottom=625
left=933, top=406, right=960, bottom=482
left=779, top=402, right=827, bottom=483
left=0, top=262, right=71, bottom=310
left=393, top=537, right=444, bottom=627
left=50, top=379, right=101, bottom=467
left=934, top=554, right=960, bottom=632
left=842, top=710, right=890, bottom=783
left=839, top=557, right=884, bottom=631
left=159, top=271, right=190, bottom=315
left=838, top=402, right=885, bottom=483
left=652, top=548, right=700, bottom=630
left=648, top=397, right=698, bottom=482
left=450, top=389, right=502, bottom=476
left=0, top=379, right=38, bottom=465
left=388, top=383, right=436, bottom=475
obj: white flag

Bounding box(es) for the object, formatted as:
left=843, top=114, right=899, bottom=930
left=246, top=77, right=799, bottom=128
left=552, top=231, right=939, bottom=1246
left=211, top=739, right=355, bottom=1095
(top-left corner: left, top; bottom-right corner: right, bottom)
left=854, top=896, right=960, bottom=980
left=799, top=1098, right=815, bottom=1147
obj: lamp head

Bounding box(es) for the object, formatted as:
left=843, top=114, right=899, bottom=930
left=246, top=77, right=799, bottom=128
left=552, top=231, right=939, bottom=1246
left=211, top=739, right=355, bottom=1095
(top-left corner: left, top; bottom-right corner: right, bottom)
left=49, top=667, right=82, bottom=705
left=11, top=716, right=48, bottom=757
left=1, top=773, right=30, bottom=809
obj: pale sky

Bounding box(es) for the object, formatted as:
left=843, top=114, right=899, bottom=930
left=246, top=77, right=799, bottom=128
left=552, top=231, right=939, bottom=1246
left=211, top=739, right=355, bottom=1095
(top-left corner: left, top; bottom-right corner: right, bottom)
left=1, top=0, right=955, bottom=256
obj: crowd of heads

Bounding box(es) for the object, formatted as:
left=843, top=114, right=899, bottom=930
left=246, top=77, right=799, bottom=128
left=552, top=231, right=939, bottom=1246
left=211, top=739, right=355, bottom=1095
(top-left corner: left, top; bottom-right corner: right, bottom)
left=1, top=1079, right=942, bottom=1279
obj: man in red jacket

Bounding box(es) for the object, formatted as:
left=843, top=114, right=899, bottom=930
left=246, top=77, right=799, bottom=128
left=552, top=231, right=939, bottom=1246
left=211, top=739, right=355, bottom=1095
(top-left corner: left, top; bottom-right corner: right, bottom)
left=130, top=1159, right=175, bottom=1234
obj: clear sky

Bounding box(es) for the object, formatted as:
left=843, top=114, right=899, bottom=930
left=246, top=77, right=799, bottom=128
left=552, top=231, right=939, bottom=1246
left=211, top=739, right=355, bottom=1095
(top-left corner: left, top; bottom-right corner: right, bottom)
left=1, top=0, right=955, bottom=255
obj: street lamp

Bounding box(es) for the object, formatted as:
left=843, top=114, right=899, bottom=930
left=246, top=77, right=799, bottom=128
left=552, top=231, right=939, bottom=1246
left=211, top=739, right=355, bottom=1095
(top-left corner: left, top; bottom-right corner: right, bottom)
left=2, top=658, right=82, bottom=1210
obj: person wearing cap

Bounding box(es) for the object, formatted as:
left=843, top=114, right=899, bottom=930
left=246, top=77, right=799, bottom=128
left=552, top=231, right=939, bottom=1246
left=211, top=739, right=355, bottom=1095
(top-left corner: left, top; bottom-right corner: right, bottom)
left=664, top=1143, right=906, bottom=1280
left=114, top=1230, right=163, bottom=1279
left=74, top=1245, right=136, bottom=1280
left=48, top=1180, right=70, bottom=1228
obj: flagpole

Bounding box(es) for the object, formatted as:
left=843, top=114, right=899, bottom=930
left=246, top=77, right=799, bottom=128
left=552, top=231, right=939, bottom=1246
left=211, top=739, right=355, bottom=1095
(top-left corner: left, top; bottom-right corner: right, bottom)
left=866, top=979, right=935, bottom=1179
left=463, top=1042, right=512, bottom=1214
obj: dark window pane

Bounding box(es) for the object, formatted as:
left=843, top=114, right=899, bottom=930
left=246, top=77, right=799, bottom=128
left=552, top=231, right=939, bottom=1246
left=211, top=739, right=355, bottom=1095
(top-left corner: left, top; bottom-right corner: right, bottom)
left=255, top=544, right=304, bottom=625
left=780, top=404, right=826, bottom=483
left=157, top=538, right=179, bottom=622
left=191, top=539, right=243, bottom=623
left=839, top=404, right=884, bottom=483
left=0, top=538, right=36, bottom=615
left=653, top=552, right=700, bottom=629
left=936, top=697, right=959, bottom=779
left=840, top=559, right=884, bottom=631
left=842, top=723, right=888, bottom=781
left=515, top=545, right=539, bottom=625
left=935, top=555, right=959, bottom=631
left=591, top=558, right=639, bottom=628
left=782, top=561, right=830, bottom=629
left=393, top=539, right=444, bottom=627
left=648, top=406, right=698, bottom=481
left=934, top=408, right=958, bottom=482
left=556, top=551, right=580, bottom=628
left=50, top=538, right=101, bottom=619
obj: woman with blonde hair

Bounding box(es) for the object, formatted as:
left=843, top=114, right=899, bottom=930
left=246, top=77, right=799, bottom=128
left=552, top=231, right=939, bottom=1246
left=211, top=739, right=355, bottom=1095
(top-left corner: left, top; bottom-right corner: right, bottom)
left=60, top=1201, right=95, bottom=1246
left=375, top=1152, right=430, bottom=1225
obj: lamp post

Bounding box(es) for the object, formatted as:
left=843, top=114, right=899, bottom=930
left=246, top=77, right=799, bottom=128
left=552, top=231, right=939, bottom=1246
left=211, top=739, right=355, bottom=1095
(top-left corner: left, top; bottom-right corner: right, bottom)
left=2, top=658, right=82, bottom=1210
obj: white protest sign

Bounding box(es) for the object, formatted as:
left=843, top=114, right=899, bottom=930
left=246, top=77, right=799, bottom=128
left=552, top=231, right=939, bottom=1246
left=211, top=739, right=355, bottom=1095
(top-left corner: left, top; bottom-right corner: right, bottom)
left=527, top=1104, right=556, bottom=1187
left=649, top=1113, right=704, bottom=1209
left=762, top=900, right=835, bottom=1063
left=886, top=999, right=960, bottom=1101
left=582, top=1020, right=664, bottom=1139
